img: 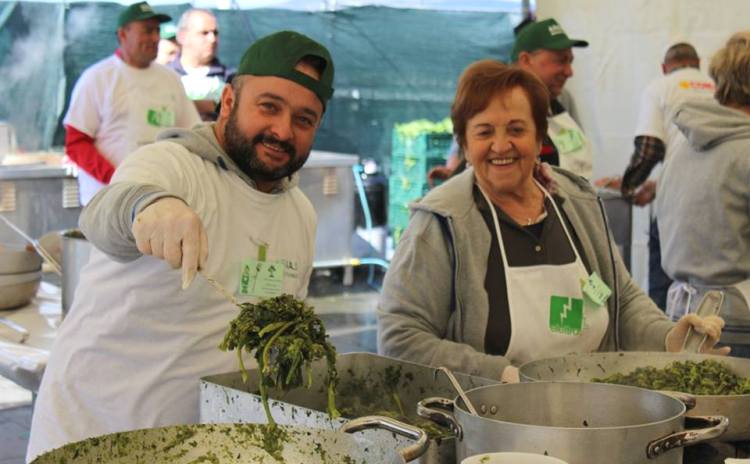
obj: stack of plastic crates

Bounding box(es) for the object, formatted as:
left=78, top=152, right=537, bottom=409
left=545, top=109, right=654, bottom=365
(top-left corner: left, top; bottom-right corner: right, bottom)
left=388, top=118, right=453, bottom=244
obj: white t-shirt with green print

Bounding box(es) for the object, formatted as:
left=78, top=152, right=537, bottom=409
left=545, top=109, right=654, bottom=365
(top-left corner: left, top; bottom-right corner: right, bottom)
left=64, top=55, right=201, bottom=204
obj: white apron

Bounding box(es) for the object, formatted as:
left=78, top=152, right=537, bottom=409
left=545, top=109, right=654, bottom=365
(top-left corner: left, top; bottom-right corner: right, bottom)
left=547, top=111, right=593, bottom=179
left=479, top=184, right=608, bottom=365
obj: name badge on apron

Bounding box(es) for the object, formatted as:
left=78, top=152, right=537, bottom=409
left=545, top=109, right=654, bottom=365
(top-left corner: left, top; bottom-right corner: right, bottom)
left=238, top=244, right=284, bottom=298
left=146, top=106, right=176, bottom=127
left=581, top=272, right=612, bottom=307
left=550, top=127, right=585, bottom=154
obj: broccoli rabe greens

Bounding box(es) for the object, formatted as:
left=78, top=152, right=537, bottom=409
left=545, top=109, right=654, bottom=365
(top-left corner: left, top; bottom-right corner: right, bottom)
left=594, top=360, right=750, bottom=395
left=219, top=294, right=340, bottom=425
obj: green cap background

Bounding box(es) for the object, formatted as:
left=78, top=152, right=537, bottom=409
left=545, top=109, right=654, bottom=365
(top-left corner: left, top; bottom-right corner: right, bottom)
left=236, top=30, right=335, bottom=107
left=160, top=22, right=177, bottom=40
left=511, top=18, right=588, bottom=62
left=117, top=2, right=171, bottom=29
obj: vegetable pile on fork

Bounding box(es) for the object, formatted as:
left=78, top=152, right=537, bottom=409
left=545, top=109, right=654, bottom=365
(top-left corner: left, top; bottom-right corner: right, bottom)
left=220, top=294, right=340, bottom=425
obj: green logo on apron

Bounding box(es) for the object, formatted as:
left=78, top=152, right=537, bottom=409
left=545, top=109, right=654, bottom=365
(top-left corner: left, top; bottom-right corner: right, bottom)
left=147, top=107, right=176, bottom=127
left=549, top=295, right=584, bottom=335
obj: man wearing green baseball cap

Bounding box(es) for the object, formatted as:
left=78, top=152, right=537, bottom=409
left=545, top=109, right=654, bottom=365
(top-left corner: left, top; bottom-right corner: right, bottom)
left=61, top=1, right=200, bottom=207
left=27, top=30, right=335, bottom=461
left=156, top=21, right=180, bottom=65
left=512, top=18, right=593, bottom=178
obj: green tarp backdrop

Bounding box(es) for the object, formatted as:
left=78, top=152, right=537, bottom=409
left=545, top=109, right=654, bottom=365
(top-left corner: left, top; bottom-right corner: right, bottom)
left=0, top=2, right=518, bottom=169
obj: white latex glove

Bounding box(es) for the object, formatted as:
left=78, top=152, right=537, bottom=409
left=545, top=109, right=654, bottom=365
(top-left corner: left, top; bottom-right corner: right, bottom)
left=501, top=365, right=520, bottom=383
left=665, top=314, right=731, bottom=355
left=132, top=197, right=208, bottom=289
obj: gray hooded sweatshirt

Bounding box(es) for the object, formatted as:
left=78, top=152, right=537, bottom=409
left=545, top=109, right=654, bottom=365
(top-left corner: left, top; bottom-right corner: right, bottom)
left=657, top=99, right=750, bottom=339
left=378, top=168, right=674, bottom=379
left=80, top=124, right=298, bottom=260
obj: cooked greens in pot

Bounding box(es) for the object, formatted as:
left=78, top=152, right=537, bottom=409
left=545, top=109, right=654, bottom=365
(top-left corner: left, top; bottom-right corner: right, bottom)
left=594, top=360, right=750, bottom=395
left=219, top=294, right=340, bottom=425
left=337, top=365, right=453, bottom=440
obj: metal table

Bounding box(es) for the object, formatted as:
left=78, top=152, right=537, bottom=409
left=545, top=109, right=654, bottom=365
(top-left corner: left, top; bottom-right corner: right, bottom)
left=0, top=282, right=60, bottom=392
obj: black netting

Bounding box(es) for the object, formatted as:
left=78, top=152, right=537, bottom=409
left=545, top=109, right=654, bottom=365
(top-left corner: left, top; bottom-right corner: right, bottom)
left=0, top=3, right=519, bottom=167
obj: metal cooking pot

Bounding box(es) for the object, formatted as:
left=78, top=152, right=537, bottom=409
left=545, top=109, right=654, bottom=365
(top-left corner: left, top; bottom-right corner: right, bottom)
left=0, top=271, right=41, bottom=309
left=31, top=416, right=429, bottom=463
left=61, top=229, right=91, bottom=317
left=0, top=243, right=42, bottom=309
left=519, top=352, right=750, bottom=442
left=417, top=382, right=728, bottom=464
left=200, top=353, right=499, bottom=464
left=0, top=242, right=41, bottom=274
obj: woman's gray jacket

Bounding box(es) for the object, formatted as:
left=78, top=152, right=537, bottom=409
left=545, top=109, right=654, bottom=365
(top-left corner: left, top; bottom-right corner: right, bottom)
left=377, top=167, right=674, bottom=379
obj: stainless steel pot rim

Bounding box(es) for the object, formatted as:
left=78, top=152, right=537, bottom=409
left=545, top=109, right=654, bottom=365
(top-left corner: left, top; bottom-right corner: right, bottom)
left=520, top=351, right=750, bottom=398
left=0, top=270, right=42, bottom=285
left=451, top=381, right=687, bottom=431
left=0, top=265, right=42, bottom=275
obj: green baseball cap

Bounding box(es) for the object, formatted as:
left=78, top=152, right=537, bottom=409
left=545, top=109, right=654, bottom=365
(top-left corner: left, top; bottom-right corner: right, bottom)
left=511, top=18, right=588, bottom=62
left=236, top=30, right=335, bottom=107
left=117, top=2, right=171, bottom=29
left=160, top=22, right=177, bottom=40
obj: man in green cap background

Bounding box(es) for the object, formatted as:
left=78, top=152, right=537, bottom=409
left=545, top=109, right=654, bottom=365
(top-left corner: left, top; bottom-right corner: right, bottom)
left=156, top=21, right=180, bottom=65
left=428, top=16, right=591, bottom=186
left=62, top=1, right=199, bottom=207
left=513, top=17, right=593, bottom=178
left=27, top=30, right=334, bottom=461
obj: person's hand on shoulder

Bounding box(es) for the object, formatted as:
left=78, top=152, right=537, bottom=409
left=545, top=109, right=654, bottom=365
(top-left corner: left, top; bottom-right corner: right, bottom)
left=427, top=165, right=455, bottom=187
left=132, top=197, right=208, bottom=289
left=665, top=314, right=731, bottom=356
left=533, top=161, right=558, bottom=194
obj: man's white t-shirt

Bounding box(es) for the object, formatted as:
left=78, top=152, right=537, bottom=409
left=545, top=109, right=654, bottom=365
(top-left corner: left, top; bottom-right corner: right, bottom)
left=27, top=141, right=316, bottom=461
left=64, top=55, right=201, bottom=204
left=180, top=65, right=225, bottom=102
left=634, top=67, right=715, bottom=170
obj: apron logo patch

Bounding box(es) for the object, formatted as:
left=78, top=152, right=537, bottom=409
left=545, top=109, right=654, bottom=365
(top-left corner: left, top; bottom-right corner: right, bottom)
left=146, top=107, right=176, bottom=127
left=549, top=295, right=584, bottom=335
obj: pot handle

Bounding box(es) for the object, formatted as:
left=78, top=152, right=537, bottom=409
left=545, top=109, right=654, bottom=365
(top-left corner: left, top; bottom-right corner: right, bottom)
left=646, top=415, right=729, bottom=459
left=339, top=415, right=429, bottom=462
left=657, top=390, right=697, bottom=410
left=416, top=397, right=462, bottom=441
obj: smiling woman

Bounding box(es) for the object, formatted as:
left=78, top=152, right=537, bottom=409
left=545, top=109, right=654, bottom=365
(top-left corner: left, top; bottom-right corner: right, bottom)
left=454, top=60, right=549, bottom=225
left=377, top=59, right=730, bottom=384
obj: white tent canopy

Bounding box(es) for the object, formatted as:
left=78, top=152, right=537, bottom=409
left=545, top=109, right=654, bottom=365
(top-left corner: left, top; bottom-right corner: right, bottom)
left=36, top=0, right=526, bottom=11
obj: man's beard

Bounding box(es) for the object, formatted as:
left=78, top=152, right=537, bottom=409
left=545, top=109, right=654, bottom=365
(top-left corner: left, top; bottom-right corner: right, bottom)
left=224, top=108, right=309, bottom=184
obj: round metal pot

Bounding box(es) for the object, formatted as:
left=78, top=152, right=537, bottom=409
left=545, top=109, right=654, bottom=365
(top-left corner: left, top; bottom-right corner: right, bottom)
left=32, top=416, right=429, bottom=463
left=519, top=352, right=750, bottom=442
left=0, top=271, right=41, bottom=309
left=417, top=382, right=728, bottom=464
left=61, top=229, right=91, bottom=317
left=0, top=242, right=41, bottom=274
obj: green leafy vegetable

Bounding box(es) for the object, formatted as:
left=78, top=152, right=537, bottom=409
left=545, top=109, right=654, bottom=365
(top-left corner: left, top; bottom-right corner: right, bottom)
left=219, top=294, right=340, bottom=425
left=594, top=360, right=750, bottom=395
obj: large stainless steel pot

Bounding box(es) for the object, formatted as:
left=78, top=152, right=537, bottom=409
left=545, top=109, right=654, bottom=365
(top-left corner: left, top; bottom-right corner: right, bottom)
left=519, top=352, right=750, bottom=441
left=61, top=229, right=91, bottom=317
left=32, top=416, right=429, bottom=463
left=417, top=382, right=728, bottom=464
left=200, top=353, right=499, bottom=464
